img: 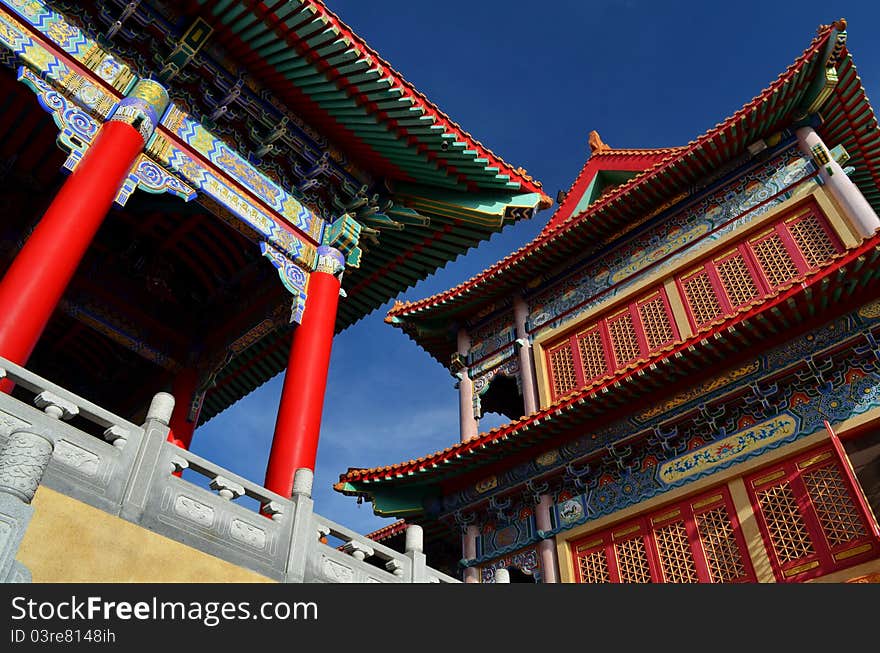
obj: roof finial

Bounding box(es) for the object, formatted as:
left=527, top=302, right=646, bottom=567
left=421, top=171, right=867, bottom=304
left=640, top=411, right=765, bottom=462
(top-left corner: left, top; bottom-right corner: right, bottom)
left=588, top=130, right=610, bottom=154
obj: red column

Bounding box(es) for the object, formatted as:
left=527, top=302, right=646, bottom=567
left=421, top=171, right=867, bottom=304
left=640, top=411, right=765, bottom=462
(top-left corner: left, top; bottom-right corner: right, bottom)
left=264, top=246, right=343, bottom=497
left=168, top=368, right=201, bottom=449
left=0, top=80, right=168, bottom=378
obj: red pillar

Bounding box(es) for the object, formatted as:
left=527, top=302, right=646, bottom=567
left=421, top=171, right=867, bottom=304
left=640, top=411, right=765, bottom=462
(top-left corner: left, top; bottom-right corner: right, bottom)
left=264, top=246, right=344, bottom=497
left=0, top=80, right=168, bottom=376
left=167, top=368, right=201, bottom=449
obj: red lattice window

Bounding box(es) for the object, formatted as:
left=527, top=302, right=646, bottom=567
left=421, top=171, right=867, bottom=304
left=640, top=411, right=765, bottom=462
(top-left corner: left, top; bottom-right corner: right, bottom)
left=748, top=228, right=802, bottom=289
left=606, top=308, right=641, bottom=369
left=576, top=325, right=610, bottom=384
left=544, top=288, right=678, bottom=400
left=636, top=291, right=677, bottom=352
left=785, top=210, right=842, bottom=269
left=713, top=247, right=763, bottom=309
left=745, top=445, right=880, bottom=582
left=678, top=202, right=842, bottom=331
left=547, top=341, right=577, bottom=398
left=678, top=268, right=724, bottom=329
left=571, top=488, right=755, bottom=583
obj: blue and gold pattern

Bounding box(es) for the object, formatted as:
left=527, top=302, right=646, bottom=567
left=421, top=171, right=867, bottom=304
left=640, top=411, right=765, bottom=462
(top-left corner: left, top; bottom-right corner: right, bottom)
left=163, top=147, right=316, bottom=270
left=108, top=79, right=169, bottom=144
left=17, top=66, right=98, bottom=173
left=260, top=242, right=310, bottom=325
left=170, top=114, right=324, bottom=244
left=0, top=0, right=322, bottom=271
left=114, top=154, right=197, bottom=207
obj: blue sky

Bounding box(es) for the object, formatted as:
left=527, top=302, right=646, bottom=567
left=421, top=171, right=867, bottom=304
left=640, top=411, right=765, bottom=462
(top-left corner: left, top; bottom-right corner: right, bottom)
left=194, top=0, right=880, bottom=535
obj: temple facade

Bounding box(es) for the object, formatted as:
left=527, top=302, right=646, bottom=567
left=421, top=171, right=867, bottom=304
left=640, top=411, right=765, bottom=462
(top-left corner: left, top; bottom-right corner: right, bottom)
left=0, top=0, right=550, bottom=583
left=340, top=19, right=880, bottom=583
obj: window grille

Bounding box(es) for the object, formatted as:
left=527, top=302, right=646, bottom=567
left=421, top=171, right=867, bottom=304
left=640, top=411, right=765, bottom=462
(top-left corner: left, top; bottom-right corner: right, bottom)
left=613, top=534, right=653, bottom=583
left=576, top=326, right=609, bottom=383
left=786, top=212, right=839, bottom=269
left=696, top=505, right=750, bottom=582
left=607, top=310, right=641, bottom=369
left=547, top=341, right=577, bottom=398
left=746, top=446, right=879, bottom=581
left=715, top=249, right=762, bottom=309
left=571, top=488, right=755, bottom=583
left=577, top=547, right=611, bottom=583
left=653, top=519, right=699, bottom=582
left=680, top=269, right=723, bottom=328
left=749, top=229, right=800, bottom=289
left=637, top=293, right=676, bottom=351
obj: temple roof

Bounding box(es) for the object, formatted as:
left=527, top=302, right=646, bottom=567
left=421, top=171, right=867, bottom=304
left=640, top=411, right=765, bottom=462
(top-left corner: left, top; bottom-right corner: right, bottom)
left=383, top=20, right=880, bottom=367
left=196, top=0, right=549, bottom=199
left=336, top=235, right=880, bottom=512
left=541, top=133, right=684, bottom=234
left=168, top=0, right=552, bottom=420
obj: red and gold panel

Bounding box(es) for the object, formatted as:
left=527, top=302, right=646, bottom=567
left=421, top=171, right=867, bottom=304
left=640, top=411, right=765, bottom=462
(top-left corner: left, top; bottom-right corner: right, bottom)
left=785, top=209, right=842, bottom=269
left=679, top=268, right=725, bottom=329
left=636, top=290, right=678, bottom=352
left=547, top=340, right=577, bottom=398
left=576, top=324, right=610, bottom=384
left=606, top=308, right=641, bottom=370
left=749, top=227, right=801, bottom=289
left=713, top=247, right=763, bottom=309
left=745, top=444, right=879, bottom=582
left=571, top=487, right=755, bottom=583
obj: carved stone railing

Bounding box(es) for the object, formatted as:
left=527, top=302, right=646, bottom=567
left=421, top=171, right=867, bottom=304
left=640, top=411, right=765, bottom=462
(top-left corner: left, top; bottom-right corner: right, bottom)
left=0, top=358, right=144, bottom=515
left=0, top=357, right=459, bottom=584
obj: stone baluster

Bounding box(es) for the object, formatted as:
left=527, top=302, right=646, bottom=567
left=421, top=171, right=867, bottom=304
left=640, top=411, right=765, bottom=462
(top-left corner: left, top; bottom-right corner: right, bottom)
left=284, top=468, right=317, bottom=583
left=120, top=392, right=175, bottom=523
left=405, top=524, right=427, bottom=583
left=210, top=475, right=245, bottom=501
left=0, top=428, right=55, bottom=583
left=341, top=540, right=373, bottom=561
left=494, top=567, right=511, bottom=583
left=34, top=391, right=78, bottom=420
left=102, top=425, right=131, bottom=450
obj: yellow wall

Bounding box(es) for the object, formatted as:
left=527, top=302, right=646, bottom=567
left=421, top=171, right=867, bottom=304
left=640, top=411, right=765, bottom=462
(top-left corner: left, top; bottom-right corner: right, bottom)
left=17, top=487, right=274, bottom=583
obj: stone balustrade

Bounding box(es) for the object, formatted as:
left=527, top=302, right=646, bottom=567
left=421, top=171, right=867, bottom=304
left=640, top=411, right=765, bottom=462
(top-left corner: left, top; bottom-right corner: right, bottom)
left=0, top=357, right=458, bottom=583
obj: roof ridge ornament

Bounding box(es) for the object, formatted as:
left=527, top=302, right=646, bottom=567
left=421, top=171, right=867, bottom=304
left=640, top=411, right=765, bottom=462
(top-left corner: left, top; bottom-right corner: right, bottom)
left=588, top=129, right=611, bottom=154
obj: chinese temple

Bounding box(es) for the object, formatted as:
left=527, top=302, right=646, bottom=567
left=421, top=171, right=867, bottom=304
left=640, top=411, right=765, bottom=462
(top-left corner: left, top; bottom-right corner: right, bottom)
left=338, top=19, right=880, bottom=583
left=0, top=0, right=547, bottom=583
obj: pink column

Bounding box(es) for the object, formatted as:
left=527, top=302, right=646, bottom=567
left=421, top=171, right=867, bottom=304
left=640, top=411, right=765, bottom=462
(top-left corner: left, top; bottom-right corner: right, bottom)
left=456, top=328, right=479, bottom=442
left=462, top=524, right=480, bottom=583
left=513, top=295, right=539, bottom=415
left=535, top=494, right=560, bottom=583
left=796, top=125, right=880, bottom=238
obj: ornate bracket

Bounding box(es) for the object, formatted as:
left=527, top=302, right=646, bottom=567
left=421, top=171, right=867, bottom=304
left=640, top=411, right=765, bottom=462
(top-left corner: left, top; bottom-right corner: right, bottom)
left=17, top=67, right=196, bottom=208
left=260, top=242, right=309, bottom=324
left=322, top=213, right=362, bottom=269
